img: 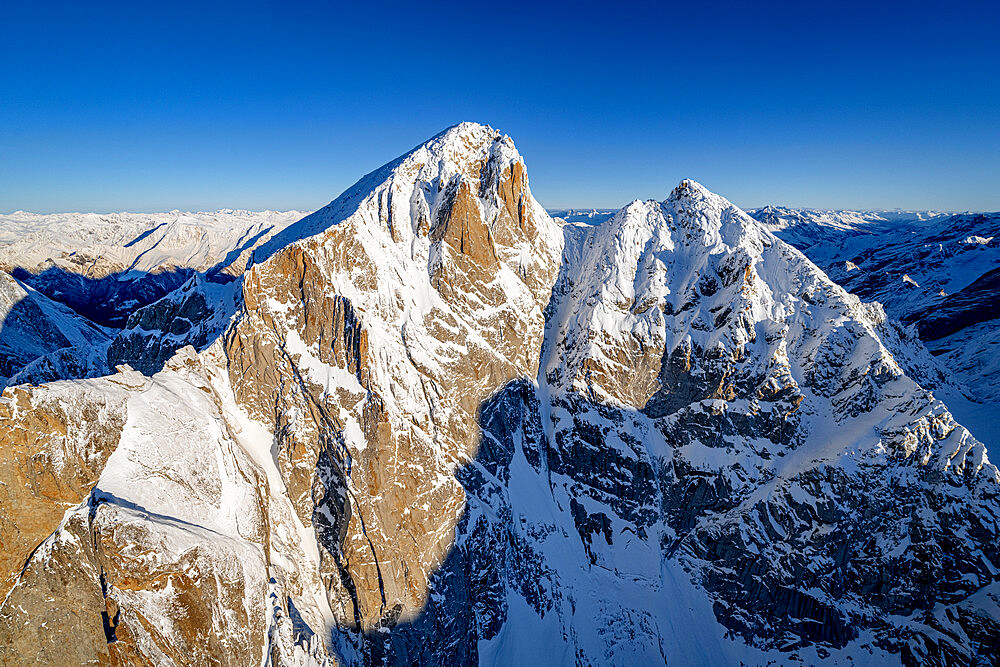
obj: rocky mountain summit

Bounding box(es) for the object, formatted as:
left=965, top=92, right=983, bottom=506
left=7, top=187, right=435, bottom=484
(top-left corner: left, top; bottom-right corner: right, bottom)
left=2, top=124, right=999, bottom=665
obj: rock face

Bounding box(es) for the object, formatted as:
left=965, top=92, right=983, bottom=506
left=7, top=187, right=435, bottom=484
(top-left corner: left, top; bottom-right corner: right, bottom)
left=1, top=353, right=270, bottom=665
left=0, top=379, right=126, bottom=603
left=224, top=123, right=563, bottom=647
left=2, top=125, right=1000, bottom=666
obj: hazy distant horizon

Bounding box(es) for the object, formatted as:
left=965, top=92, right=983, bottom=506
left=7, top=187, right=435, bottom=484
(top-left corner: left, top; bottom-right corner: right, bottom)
left=2, top=198, right=990, bottom=219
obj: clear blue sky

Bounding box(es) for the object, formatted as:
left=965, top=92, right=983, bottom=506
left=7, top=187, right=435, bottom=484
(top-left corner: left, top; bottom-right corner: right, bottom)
left=2, top=0, right=998, bottom=213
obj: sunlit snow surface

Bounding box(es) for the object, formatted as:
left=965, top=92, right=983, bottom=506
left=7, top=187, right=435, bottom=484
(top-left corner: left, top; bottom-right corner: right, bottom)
left=749, top=205, right=1000, bottom=447
left=0, top=208, right=307, bottom=276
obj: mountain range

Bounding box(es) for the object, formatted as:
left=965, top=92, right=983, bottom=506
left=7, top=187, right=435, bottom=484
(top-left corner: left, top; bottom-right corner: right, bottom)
left=1, top=123, right=998, bottom=666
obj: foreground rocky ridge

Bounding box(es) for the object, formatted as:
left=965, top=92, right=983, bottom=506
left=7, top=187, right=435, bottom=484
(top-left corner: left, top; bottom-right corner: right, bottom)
left=2, top=124, right=999, bottom=665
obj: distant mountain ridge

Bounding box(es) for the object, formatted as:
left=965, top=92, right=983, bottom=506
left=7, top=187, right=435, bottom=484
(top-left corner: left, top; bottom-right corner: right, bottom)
left=0, top=208, right=305, bottom=326
left=0, top=209, right=305, bottom=386
left=546, top=208, right=618, bottom=225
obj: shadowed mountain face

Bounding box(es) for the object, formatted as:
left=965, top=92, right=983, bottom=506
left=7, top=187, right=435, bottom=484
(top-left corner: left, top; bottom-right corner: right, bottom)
left=0, top=265, right=237, bottom=387
left=0, top=271, right=112, bottom=386
left=10, top=265, right=197, bottom=328
left=2, top=125, right=1000, bottom=666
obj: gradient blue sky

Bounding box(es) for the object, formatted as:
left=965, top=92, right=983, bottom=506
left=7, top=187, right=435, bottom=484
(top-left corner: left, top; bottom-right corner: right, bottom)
left=2, top=0, right=998, bottom=213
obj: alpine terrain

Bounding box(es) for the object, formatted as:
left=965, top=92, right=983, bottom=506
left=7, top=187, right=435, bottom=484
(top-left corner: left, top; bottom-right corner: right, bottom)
left=2, top=123, right=999, bottom=666
left=749, top=206, right=1000, bottom=447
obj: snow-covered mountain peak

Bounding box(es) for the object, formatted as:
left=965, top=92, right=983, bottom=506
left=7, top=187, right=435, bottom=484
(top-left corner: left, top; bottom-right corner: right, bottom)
left=334, top=121, right=514, bottom=211
left=667, top=177, right=714, bottom=201
left=253, top=122, right=540, bottom=264
left=215, top=124, right=566, bottom=646
left=664, top=179, right=740, bottom=218
left=640, top=179, right=772, bottom=255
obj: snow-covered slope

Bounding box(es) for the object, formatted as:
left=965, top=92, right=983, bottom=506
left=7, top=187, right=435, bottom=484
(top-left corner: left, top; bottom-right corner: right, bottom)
left=750, top=206, right=1000, bottom=446
left=0, top=208, right=305, bottom=326
left=0, top=271, right=111, bottom=387
left=2, top=127, right=1000, bottom=666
